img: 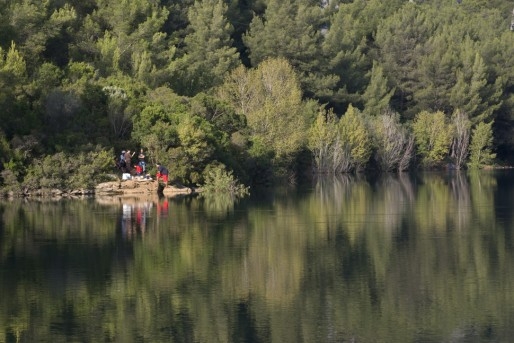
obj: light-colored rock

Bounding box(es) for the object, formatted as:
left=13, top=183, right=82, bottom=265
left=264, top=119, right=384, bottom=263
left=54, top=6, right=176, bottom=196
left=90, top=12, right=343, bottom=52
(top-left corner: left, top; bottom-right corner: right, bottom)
left=95, top=181, right=122, bottom=194
left=162, top=185, right=194, bottom=196
left=95, top=179, right=161, bottom=195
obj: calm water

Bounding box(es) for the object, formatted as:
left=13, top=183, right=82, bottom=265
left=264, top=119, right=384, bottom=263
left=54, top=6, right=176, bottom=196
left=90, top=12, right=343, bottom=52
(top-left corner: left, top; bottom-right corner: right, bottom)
left=1, top=171, right=514, bottom=342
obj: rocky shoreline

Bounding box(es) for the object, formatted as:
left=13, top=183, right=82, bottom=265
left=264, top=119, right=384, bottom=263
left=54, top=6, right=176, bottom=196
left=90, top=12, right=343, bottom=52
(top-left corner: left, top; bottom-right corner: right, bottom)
left=3, top=178, right=197, bottom=198
left=95, top=179, right=196, bottom=196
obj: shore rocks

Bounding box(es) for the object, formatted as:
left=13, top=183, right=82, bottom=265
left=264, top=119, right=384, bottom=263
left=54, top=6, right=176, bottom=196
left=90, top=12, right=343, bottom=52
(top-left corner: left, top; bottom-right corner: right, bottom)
left=95, top=179, right=157, bottom=195
left=2, top=178, right=196, bottom=198
left=95, top=178, right=195, bottom=196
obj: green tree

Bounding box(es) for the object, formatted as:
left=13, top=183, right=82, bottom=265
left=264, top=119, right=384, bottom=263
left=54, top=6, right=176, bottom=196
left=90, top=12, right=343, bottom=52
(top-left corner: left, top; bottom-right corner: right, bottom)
left=22, top=147, right=114, bottom=190
left=481, top=30, right=514, bottom=158
left=337, top=104, right=372, bottom=172
left=189, top=93, right=245, bottom=134
left=374, top=4, right=436, bottom=118
left=322, top=0, right=403, bottom=110
left=132, top=88, right=241, bottom=185
left=412, top=110, right=453, bottom=167
left=376, top=3, right=505, bottom=124
left=219, top=58, right=310, bottom=168
left=170, top=115, right=227, bottom=185
left=6, top=1, right=76, bottom=70
left=101, top=73, right=148, bottom=139
left=169, top=0, right=240, bottom=96
left=201, top=164, right=249, bottom=197
left=450, top=38, right=502, bottom=124
left=468, top=121, right=496, bottom=169
left=415, top=30, right=459, bottom=114
left=74, top=0, right=169, bottom=82
left=243, top=0, right=334, bottom=99
left=131, top=99, right=184, bottom=167
left=0, top=42, right=35, bottom=137
left=308, top=106, right=339, bottom=173
left=362, top=62, right=394, bottom=116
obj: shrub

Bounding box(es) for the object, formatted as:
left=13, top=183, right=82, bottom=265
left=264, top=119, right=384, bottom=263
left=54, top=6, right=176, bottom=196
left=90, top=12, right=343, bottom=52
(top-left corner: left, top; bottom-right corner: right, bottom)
left=371, top=110, right=414, bottom=172
left=22, top=147, right=114, bottom=190
left=201, top=164, right=249, bottom=197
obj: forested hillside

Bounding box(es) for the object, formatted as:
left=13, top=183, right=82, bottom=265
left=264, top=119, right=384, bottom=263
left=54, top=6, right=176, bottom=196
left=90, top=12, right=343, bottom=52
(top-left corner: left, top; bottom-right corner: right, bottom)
left=1, top=0, right=513, bottom=192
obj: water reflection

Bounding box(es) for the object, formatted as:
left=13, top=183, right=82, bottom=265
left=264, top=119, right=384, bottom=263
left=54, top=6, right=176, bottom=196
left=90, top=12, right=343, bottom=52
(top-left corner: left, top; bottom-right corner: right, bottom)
left=1, top=171, right=514, bottom=342
left=96, top=195, right=174, bottom=239
left=121, top=201, right=153, bottom=238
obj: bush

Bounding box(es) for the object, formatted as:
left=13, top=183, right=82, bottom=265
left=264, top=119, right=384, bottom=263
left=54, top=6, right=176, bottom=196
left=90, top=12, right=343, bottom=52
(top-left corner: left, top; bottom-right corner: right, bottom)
left=371, top=110, right=414, bottom=172
left=201, top=164, right=249, bottom=197
left=22, top=147, right=115, bottom=190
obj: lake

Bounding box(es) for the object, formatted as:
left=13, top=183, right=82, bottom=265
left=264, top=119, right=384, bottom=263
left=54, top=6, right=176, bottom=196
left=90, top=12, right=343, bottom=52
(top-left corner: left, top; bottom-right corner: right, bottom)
left=1, top=170, right=514, bottom=342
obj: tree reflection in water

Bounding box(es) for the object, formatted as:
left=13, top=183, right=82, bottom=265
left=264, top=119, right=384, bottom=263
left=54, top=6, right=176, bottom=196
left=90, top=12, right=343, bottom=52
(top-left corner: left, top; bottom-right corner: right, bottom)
left=1, top=171, right=514, bottom=342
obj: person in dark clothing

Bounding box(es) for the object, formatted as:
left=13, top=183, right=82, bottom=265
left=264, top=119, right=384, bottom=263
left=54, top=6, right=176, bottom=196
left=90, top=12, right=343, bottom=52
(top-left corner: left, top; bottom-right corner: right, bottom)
left=124, top=150, right=135, bottom=173
left=138, top=148, right=146, bottom=174
left=119, top=150, right=127, bottom=172
left=156, top=163, right=169, bottom=186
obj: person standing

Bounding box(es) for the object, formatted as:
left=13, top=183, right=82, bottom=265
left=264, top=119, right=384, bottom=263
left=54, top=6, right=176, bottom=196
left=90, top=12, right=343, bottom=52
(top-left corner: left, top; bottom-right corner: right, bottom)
left=119, top=150, right=127, bottom=172
left=124, top=150, right=135, bottom=172
left=156, top=163, right=169, bottom=186
left=138, top=148, right=146, bottom=174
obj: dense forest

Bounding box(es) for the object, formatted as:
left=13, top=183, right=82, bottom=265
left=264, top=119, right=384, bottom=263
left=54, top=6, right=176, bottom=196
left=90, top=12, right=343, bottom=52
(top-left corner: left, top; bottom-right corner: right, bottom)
left=1, top=0, right=514, bottom=192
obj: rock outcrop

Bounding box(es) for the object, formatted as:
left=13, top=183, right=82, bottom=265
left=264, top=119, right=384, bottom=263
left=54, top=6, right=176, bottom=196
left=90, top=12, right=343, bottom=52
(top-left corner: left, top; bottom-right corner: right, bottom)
left=95, top=178, right=195, bottom=196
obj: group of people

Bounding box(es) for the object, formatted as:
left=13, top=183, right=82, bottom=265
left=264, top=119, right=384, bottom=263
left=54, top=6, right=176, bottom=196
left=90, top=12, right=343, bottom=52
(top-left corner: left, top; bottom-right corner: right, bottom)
left=119, top=149, right=146, bottom=176
left=117, top=148, right=169, bottom=185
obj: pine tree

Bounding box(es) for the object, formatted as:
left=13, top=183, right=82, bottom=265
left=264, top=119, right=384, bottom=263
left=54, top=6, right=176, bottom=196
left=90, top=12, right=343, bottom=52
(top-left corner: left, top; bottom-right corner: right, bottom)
left=362, top=62, right=394, bottom=116
left=243, top=0, right=334, bottom=99
left=169, top=0, right=240, bottom=96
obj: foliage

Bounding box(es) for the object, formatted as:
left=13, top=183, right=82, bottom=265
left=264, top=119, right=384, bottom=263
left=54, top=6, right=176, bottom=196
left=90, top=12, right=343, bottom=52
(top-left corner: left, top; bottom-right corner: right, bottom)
left=131, top=91, right=237, bottom=185
left=371, top=110, right=414, bottom=172
left=450, top=109, right=471, bottom=170
left=308, top=106, right=339, bottom=173
left=0, top=42, right=32, bottom=137
left=362, top=62, right=395, bottom=116
left=22, top=147, right=114, bottom=190
left=0, top=134, right=41, bottom=191
left=169, top=0, right=240, bottom=96
left=7, top=1, right=77, bottom=70
left=412, top=110, right=453, bottom=167
left=468, top=121, right=496, bottom=169
left=171, top=115, right=225, bottom=185
left=189, top=93, right=246, bottom=134
left=201, top=164, right=249, bottom=197
left=0, top=0, right=514, bottom=190
left=218, top=58, right=311, bottom=173
left=243, top=0, right=333, bottom=99
left=337, top=104, right=372, bottom=172
left=78, top=0, right=169, bottom=80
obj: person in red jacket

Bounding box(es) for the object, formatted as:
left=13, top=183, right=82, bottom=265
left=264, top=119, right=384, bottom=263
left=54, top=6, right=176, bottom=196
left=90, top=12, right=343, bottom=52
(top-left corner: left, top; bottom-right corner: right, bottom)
left=135, top=164, right=143, bottom=176
left=156, top=163, right=169, bottom=186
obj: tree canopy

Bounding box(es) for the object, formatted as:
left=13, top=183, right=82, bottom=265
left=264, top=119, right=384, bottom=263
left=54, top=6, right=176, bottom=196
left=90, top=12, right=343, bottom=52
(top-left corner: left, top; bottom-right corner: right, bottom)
left=1, top=0, right=514, bottom=191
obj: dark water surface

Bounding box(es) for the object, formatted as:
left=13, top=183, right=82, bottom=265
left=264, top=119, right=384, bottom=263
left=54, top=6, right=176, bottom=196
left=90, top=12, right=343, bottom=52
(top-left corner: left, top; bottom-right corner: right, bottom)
left=2, top=171, right=514, bottom=342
